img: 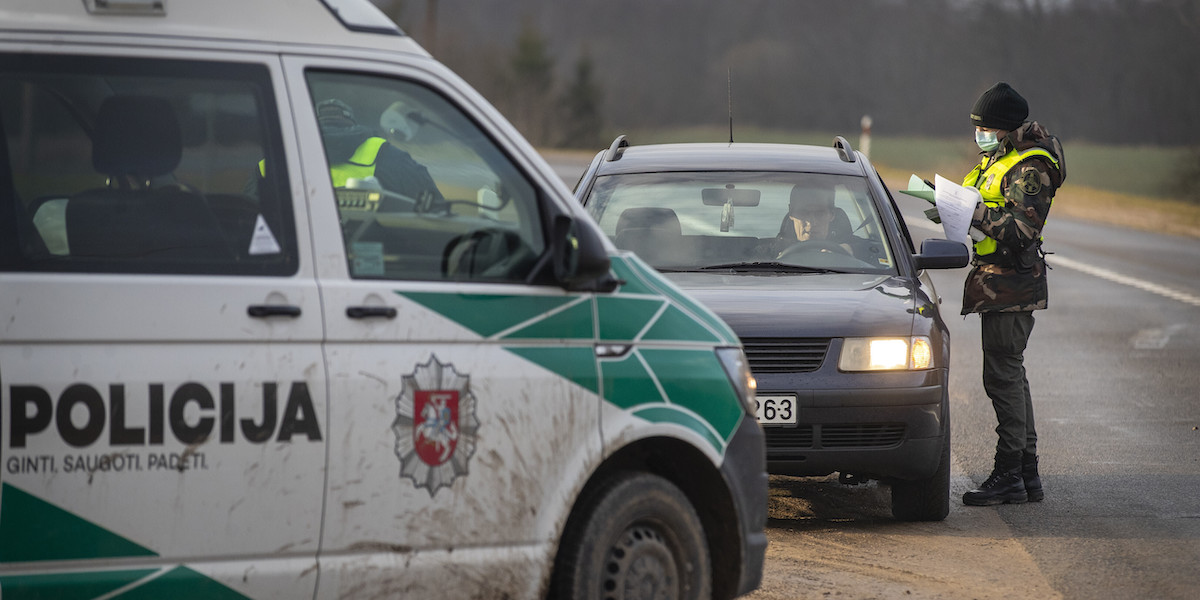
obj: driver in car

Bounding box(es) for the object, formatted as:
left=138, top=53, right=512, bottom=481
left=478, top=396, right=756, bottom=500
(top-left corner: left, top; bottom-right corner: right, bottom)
left=763, top=182, right=861, bottom=260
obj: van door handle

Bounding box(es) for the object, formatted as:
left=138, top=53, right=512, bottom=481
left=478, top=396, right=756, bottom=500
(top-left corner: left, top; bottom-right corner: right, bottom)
left=247, top=304, right=302, bottom=318
left=346, top=306, right=398, bottom=319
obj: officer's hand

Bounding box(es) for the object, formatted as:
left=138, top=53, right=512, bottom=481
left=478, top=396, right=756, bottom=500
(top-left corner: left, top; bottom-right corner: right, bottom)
left=924, top=206, right=941, bottom=224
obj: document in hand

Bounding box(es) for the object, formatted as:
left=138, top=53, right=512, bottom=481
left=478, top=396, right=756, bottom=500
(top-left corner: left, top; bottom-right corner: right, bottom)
left=932, top=174, right=981, bottom=246
left=901, top=175, right=936, bottom=204
left=902, top=175, right=942, bottom=223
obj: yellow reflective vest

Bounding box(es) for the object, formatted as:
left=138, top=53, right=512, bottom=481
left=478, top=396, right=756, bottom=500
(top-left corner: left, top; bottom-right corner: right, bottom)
left=259, top=136, right=388, bottom=186
left=962, top=147, right=1059, bottom=257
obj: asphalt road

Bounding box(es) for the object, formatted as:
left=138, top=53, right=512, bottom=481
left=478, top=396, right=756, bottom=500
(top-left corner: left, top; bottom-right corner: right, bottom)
left=900, top=189, right=1200, bottom=600
left=548, top=151, right=1200, bottom=600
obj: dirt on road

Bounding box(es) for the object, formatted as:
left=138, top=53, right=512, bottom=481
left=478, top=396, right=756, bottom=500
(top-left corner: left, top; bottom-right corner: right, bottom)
left=745, top=469, right=1062, bottom=600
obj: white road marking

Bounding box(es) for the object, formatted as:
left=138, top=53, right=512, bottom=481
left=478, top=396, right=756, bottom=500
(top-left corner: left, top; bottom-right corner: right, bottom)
left=1131, top=324, right=1188, bottom=350
left=1047, top=255, right=1200, bottom=307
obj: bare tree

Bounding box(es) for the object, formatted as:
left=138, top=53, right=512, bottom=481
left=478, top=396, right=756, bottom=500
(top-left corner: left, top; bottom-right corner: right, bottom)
left=381, top=0, right=1199, bottom=145
left=559, top=51, right=605, bottom=148
left=504, top=21, right=556, bottom=146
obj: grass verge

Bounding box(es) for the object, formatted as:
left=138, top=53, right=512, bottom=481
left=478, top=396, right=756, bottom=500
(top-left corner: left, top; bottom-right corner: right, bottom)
left=874, top=165, right=1200, bottom=240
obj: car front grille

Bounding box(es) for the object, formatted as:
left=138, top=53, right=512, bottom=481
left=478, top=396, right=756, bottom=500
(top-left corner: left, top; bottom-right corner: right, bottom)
left=764, top=425, right=814, bottom=450
left=765, top=423, right=905, bottom=450
left=741, top=337, right=830, bottom=374
left=820, top=424, right=906, bottom=448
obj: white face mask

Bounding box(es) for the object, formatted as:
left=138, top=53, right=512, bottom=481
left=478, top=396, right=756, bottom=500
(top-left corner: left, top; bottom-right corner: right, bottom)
left=975, top=129, right=1000, bottom=152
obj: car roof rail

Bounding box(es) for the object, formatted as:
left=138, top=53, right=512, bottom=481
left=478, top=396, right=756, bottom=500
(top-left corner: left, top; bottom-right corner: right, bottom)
left=833, top=135, right=857, bottom=163
left=605, top=135, right=629, bottom=162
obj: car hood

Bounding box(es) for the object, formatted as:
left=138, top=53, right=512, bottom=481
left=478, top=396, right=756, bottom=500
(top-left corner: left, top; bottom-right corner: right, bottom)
left=662, top=272, right=919, bottom=339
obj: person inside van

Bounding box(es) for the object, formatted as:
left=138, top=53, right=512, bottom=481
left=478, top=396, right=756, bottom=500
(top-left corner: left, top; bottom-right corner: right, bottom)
left=245, top=98, right=444, bottom=213
left=313, top=98, right=444, bottom=212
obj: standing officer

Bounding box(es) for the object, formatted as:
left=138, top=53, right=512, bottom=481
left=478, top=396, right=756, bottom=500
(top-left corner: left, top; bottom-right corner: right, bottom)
left=959, top=82, right=1065, bottom=506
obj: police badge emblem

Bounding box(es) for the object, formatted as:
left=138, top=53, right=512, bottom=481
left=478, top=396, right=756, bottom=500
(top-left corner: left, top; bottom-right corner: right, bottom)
left=392, top=355, right=479, bottom=496
left=1019, top=170, right=1043, bottom=196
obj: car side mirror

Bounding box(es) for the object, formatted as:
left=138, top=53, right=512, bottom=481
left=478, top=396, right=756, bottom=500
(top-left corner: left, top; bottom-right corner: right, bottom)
left=553, top=215, right=618, bottom=293
left=914, top=238, right=970, bottom=270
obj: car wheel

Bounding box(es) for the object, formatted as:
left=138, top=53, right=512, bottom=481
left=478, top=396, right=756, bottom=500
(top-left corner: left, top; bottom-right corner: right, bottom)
left=552, top=472, right=712, bottom=600
left=890, top=432, right=951, bottom=521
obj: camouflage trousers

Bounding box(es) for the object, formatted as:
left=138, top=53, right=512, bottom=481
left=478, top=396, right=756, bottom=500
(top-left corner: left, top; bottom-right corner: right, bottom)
left=981, top=311, right=1038, bottom=456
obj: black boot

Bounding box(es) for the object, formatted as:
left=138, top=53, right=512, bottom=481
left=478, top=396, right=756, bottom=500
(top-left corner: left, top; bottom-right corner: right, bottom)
left=963, top=451, right=1027, bottom=506
left=1022, top=452, right=1044, bottom=502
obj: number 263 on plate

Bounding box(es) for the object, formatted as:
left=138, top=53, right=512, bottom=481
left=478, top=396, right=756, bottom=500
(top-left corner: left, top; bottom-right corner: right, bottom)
left=755, top=395, right=797, bottom=425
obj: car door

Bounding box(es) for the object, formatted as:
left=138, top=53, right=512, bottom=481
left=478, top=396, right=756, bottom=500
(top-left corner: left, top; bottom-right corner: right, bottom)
left=0, top=48, right=323, bottom=599
left=281, top=59, right=604, bottom=598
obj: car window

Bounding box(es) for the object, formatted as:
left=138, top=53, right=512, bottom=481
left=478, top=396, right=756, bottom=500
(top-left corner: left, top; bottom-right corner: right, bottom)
left=304, top=70, right=545, bottom=282
left=0, top=54, right=297, bottom=275
left=585, top=171, right=896, bottom=273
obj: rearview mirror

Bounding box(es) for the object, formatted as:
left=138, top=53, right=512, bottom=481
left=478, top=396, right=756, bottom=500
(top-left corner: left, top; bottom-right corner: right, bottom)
left=476, top=188, right=505, bottom=212
left=702, top=185, right=760, bottom=207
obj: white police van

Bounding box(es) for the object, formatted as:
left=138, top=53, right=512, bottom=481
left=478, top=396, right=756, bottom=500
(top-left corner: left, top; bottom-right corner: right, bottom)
left=0, top=1, right=766, bottom=598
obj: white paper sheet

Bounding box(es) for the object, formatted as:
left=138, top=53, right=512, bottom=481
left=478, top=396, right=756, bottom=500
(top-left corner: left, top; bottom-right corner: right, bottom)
left=902, top=174, right=936, bottom=203
left=933, top=174, right=981, bottom=245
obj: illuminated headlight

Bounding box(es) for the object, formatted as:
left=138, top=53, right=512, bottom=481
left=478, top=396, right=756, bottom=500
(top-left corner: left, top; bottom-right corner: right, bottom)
left=839, top=336, right=933, bottom=371
left=715, top=347, right=758, bottom=416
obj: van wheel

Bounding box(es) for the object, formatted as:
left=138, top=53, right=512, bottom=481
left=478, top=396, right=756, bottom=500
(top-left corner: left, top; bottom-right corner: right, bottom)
left=552, top=472, right=711, bottom=600
left=890, top=434, right=951, bottom=521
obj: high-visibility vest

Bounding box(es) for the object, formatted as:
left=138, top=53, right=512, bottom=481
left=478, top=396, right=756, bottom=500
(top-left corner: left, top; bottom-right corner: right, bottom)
left=258, top=136, right=387, bottom=186
left=328, top=137, right=387, bottom=187
left=962, top=147, right=1059, bottom=256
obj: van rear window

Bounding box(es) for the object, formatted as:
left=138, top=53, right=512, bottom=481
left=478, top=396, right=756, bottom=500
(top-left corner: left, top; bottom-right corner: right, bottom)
left=0, top=54, right=298, bottom=276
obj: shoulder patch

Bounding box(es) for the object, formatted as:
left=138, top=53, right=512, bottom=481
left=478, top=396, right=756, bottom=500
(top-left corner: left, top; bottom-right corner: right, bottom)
left=1019, top=170, right=1043, bottom=196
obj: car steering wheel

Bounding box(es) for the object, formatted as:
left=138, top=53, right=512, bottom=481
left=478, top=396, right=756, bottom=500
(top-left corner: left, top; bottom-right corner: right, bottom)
left=777, top=239, right=853, bottom=259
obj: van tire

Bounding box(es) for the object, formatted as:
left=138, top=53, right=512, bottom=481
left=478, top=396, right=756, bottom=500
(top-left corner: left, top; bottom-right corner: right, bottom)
left=552, top=472, right=712, bottom=600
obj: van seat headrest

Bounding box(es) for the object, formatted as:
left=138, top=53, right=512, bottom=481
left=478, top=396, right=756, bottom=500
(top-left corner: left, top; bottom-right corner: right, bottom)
left=92, top=95, right=182, bottom=179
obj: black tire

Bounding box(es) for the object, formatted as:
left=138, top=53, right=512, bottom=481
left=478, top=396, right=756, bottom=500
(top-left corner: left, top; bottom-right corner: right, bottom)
left=890, top=433, right=951, bottom=521
left=552, top=472, right=712, bottom=600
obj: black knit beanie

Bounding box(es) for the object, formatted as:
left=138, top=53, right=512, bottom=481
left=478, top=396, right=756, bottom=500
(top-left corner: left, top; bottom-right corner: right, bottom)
left=970, top=82, right=1028, bottom=131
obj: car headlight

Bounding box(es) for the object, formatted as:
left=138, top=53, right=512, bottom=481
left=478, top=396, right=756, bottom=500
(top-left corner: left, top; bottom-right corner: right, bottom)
left=715, top=347, right=757, bottom=416
left=838, top=336, right=933, bottom=371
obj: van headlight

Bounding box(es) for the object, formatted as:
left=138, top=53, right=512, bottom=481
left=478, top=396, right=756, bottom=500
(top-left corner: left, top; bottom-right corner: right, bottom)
left=838, top=336, right=933, bottom=371
left=715, top=347, right=757, bottom=416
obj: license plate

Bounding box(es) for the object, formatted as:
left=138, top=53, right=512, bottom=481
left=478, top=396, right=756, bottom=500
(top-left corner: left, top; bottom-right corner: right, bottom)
left=755, top=395, right=797, bottom=425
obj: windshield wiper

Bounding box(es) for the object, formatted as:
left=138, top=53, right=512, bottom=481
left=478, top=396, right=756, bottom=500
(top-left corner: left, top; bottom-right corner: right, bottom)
left=693, top=261, right=844, bottom=274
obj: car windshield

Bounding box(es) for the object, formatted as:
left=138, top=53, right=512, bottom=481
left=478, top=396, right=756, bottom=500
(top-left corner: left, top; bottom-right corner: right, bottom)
left=585, top=171, right=897, bottom=274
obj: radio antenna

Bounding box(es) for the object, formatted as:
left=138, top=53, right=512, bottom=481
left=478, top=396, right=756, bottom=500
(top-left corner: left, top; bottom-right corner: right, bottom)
left=727, top=68, right=734, bottom=144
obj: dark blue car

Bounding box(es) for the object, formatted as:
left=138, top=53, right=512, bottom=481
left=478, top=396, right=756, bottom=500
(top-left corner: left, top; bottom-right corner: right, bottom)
left=574, top=136, right=969, bottom=521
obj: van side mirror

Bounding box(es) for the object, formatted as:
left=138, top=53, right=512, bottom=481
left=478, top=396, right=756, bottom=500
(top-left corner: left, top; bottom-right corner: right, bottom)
left=553, top=215, right=618, bottom=293
left=913, top=238, right=970, bottom=270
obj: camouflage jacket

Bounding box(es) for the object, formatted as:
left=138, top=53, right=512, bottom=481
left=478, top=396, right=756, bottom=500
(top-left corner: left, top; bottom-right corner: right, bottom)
left=961, top=121, right=1065, bottom=314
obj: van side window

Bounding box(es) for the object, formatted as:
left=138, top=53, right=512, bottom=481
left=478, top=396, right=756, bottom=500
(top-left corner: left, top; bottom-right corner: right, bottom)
left=0, top=54, right=297, bottom=275
left=305, top=71, right=545, bottom=282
